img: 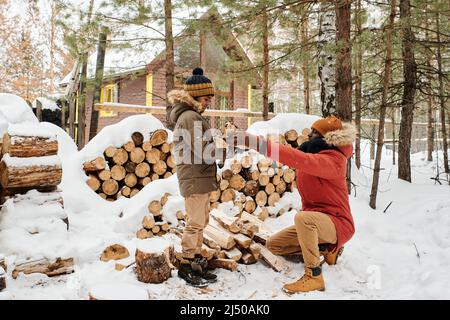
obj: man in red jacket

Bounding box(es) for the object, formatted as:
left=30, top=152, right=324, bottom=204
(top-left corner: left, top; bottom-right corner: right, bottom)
left=229, top=115, right=356, bottom=293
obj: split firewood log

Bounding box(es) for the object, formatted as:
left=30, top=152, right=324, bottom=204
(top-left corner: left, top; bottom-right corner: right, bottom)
left=131, top=132, right=144, bottom=147
left=149, top=129, right=168, bottom=146
left=111, top=165, right=126, bottom=181
left=100, top=244, right=130, bottom=262
left=83, top=157, right=106, bottom=172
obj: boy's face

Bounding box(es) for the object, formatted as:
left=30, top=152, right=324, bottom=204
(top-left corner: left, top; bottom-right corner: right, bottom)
left=197, top=96, right=212, bottom=110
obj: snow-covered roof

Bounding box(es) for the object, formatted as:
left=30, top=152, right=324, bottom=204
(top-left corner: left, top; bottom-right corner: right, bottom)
left=32, top=97, right=60, bottom=111
left=0, top=93, right=38, bottom=137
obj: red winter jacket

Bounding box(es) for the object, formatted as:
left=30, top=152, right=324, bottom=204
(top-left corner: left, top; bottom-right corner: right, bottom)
left=265, top=123, right=356, bottom=251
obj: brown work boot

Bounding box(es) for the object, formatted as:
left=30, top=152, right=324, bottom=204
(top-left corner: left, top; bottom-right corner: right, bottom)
left=322, top=246, right=344, bottom=266
left=282, top=267, right=325, bottom=294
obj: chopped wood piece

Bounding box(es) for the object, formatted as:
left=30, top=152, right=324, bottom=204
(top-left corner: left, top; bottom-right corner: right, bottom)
left=131, top=132, right=144, bottom=147
left=224, top=247, right=243, bottom=261
left=276, top=181, right=286, bottom=194
left=150, top=129, right=168, bottom=146
left=100, top=244, right=130, bottom=262
left=12, top=258, right=74, bottom=279
left=241, top=252, right=257, bottom=265
left=241, top=155, right=253, bottom=169
left=124, top=173, right=137, bottom=188
left=254, top=243, right=287, bottom=272
left=104, top=146, right=117, bottom=158
left=166, top=155, right=175, bottom=168
left=160, top=142, right=171, bottom=153
left=123, top=141, right=135, bottom=152
left=219, top=179, right=229, bottom=191
left=265, top=183, right=275, bottom=195
left=124, top=161, right=137, bottom=173
left=243, top=180, right=259, bottom=197
left=204, top=225, right=235, bottom=249
left=230, top=160, right=242, bottom=174
left=148, top=200, right=162, bottom=216
left=130, top=147, right=145, bottom=164
left=229, top=174, right=245, bottom=191
left=268, top=192, right=280, bottom=206
left=87, top=174, right=101, bottom=191
left=102, top=179, right=119, bottom=195
left=142, top=141, right=153, bottom=151
left=232, top=233, right=252, bottom=249
left=130, top=188, right=140, bottom=197
left=142, top=215, right=156, bottom=229
left=135, top=162, right=150, bottom=178
left=244, top=199, right=256, bottom=213
left=208, top=258, right=238, bottom=271
left=138, top=177, right=152, bottom=186
left=258, top=173, right=270, bottom=186
left=111, top=165, right=126, bottom=181
left=112, top=148, right=128, bottom=165
left=209, top=190, right=221, bottom=203
left=121, top=186, right=131, bottom=197
left=83, top=157, right=106, bottom=172
left=283, top=168, right=296, bottom=183
left=153, top=160, right=167, bottom=175
left=220, top=189, right=235, bottom=203
left=221, top=169, right=233, bottom=180
left=98, top=169, right=111, bottom=181
left=160, top=192, right=171, bottom=206
left=256, top=191, right=267, bottom=207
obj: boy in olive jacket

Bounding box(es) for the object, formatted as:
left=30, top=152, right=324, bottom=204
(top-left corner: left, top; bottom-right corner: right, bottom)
left=168, top=67, right=227, bottom=287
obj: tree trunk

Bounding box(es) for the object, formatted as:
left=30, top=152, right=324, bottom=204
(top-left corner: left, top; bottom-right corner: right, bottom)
left=262, top=10, right=269, bottom=121
left=300, top=12, right=310, bottom=114
left=89, top=27, right=108, bottom=141
left=164, top=0, right=175, bottom=130
left=370, top=0, right=396, bottom=209
left=76, top=0, right=94, bottom=150
left=427, top=85, right=434, bottom=162
left=318, top=2, right=336, bottom=117
left=354, top=0, right=362, bottom=169
left=135, top=242, right=175, bottom=284
left=36, top=99, right=43, bottom=122
left=435, top=12, right=449, bottom=173
left=335, top=0, right=352, bottom=122
left=398, top=0, right=417, bottom=182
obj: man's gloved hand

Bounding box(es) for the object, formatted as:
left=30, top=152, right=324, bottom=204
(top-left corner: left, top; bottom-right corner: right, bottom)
left=225, top=130, right=263, bottom=151
left=216, top=147, right=227, bottom=168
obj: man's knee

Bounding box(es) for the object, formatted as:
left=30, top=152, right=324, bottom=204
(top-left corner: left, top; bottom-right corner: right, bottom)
left=295, top=211, right=314, bottom=226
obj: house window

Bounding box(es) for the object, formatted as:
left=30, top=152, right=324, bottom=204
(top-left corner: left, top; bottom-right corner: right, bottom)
left=100, top=84, right=118, bottom=117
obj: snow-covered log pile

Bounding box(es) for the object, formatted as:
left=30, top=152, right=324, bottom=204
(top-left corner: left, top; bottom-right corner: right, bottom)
left=83, top=129, right=176, bottom=201
left=0, top=123, right=62, bottom=196
left=136, top=192, right=174, bottom=238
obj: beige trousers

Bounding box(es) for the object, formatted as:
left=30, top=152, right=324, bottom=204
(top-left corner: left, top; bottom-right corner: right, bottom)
left=181, top=193, right=210, bottom=259
left=266, top=211, right=337, bottom=268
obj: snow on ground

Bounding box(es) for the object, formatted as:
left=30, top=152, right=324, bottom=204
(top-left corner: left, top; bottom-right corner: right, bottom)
left=1, top=113, right=449, bottom=300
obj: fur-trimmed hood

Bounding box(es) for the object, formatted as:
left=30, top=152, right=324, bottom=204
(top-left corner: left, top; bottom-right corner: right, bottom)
left=167, top=89, right=204, bottom=114
left=324, top=122, right=356, bottom=147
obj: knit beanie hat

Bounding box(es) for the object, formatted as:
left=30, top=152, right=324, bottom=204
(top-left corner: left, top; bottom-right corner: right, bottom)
left=184, top=67, right=215, bottom=98
left=311, top=115, right=343, bottom=136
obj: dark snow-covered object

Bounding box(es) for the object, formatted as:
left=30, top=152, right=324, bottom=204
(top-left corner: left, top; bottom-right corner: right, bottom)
left=32, top=97, right=65, bottom=127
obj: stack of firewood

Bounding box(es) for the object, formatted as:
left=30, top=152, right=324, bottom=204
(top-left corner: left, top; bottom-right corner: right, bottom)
left=267, top=128, right=311, bottom=149
left=167, top=210, right=287, bottom=272
left=83, top=129, right=176, bottom=201
left=0, top=125, right=62, bottom=200
left=0, top=124, right=73, bottom=282
left=211, top=155, right=296, bottom=219
left=136, top=192, right=175, bottom=239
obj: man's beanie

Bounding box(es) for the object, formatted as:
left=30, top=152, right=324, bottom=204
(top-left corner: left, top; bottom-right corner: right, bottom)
left=311, top=115, right=343, bottom=136
left=184, top=67, right=215, bottom=98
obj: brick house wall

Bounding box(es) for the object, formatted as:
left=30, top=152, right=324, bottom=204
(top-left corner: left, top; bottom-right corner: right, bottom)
left=84, top=62, right=252, bottom=144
